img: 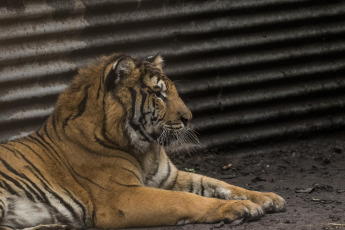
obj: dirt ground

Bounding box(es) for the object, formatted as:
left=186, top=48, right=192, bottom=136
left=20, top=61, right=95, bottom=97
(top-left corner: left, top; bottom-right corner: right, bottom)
left=131, top=131, right=345, bottom=230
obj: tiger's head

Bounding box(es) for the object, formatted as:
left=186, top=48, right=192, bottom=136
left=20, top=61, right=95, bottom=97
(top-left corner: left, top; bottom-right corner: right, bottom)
left=102, top=54, right=196, bottom=152
left=56, top=53, right=198, bottom=154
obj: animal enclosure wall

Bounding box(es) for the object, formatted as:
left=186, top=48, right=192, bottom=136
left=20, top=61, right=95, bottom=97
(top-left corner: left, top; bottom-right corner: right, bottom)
left=1, top=0, right=345, bottom=152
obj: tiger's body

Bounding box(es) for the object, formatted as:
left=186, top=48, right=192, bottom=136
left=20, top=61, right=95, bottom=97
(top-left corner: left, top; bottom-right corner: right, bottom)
left=0, top=54, right=286, bottom=229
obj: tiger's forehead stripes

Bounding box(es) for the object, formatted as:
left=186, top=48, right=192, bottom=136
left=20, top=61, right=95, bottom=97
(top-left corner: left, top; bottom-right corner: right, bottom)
left=139, top=62, right=172, bottom=92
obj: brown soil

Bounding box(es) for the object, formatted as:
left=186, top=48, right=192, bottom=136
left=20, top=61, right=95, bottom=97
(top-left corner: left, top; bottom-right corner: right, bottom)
left=134, top=131, right=345, bottom=230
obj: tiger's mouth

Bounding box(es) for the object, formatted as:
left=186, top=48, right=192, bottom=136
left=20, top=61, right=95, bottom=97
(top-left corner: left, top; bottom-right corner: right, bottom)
left=162, top=122, right=184, bottom=131
left=156, top=122, right=198, bottom=147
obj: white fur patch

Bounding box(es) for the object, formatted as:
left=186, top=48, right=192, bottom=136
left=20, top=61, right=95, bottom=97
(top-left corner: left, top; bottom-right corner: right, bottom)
left=215, top=187, right=232, bottom=200
left=2, top=197, right=62, bottom=228
left=203, top=186, right=231, bottom=200
left=144, top=151, right=174, bottom=188
left=112, top=61, right=118, bottom=70
left=157, top=80, right=167, bottom=97
left=232, top=195, right=247, bottom=200
left=176, top=219, right=191, bottom=225
left=125, top=122, right=151, bottom=154
left=1, top=195, right=86, bottom=229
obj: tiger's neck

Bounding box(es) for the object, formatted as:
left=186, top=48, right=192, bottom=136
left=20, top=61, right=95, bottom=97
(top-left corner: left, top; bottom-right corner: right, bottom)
left=42, top=104, right=160, bottom=163
left=37, top=112, right=163, bottom=179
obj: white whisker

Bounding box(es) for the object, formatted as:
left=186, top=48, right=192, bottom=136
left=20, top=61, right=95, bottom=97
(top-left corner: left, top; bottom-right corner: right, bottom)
left=158, top=123, right=203, bottom=155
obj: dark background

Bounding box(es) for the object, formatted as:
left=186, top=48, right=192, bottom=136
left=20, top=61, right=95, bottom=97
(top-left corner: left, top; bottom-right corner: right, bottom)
left=1, top=0, right=345, bottom=153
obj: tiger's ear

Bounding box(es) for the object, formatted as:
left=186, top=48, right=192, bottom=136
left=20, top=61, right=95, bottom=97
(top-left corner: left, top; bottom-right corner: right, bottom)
left=146, top=53, right=164, bottom=70
left=105, top=56, right=135, bottom=91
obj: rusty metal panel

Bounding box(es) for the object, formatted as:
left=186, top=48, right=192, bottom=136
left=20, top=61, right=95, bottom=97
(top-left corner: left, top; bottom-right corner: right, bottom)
left=1, top=0, right=345, bottom=152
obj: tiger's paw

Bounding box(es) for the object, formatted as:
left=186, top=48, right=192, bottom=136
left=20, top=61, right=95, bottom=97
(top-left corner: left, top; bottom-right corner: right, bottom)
left=247, top=191, right=286, bottom=213
left=208, top=200, right=264, bottom=224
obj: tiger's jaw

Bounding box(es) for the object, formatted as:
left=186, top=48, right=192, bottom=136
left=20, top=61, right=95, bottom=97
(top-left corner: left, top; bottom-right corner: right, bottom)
left=124, top=119, right=182, bottom=151
left=156, top=121, right=198, bottom=147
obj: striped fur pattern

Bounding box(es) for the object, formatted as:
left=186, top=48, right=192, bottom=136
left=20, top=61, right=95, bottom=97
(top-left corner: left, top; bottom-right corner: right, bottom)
left=0, top=53, right=286, bottom=229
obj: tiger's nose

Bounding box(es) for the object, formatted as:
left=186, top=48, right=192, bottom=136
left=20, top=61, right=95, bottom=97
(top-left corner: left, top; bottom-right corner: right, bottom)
left=180, top=112, right=192, bottom=126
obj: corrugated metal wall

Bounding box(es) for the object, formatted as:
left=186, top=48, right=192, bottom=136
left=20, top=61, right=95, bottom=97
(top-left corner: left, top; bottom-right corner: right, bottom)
left=1, top=0, right=345, bottom=152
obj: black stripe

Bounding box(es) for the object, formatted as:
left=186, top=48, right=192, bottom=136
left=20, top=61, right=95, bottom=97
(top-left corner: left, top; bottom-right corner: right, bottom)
left=43, top=121, right=59, bottom=148
left=0, top=163, right=45, bottom=200
left=51, top=113, right=62, bottom=141
left=29, top=132, right=62, bottom=165
left=168, top=172, right=179, bottom=190
left=0, top=204, right=4, bottom=217
left=19, top=174, right=49, bottom=203
left=59, top=186, right=88, bottom=225
left=94, top=134, right=114, bottom=149
left=113, top=180, right=141, bottom=188
left=152, top=148, right=161, bottom=176
left=100, top=121, right=121, bottom=149
left=129, top=87, right=137, bottom=120
left=70, top=167, right=106, bottom=190
left=128, top=87, right=153, bottom=141
left=157, top=112, right=166, bottom=123
left=25, top=136, right=58, bottom=164
left=16, top=171, right=49, bottom=203
left=139, top=89, right=148, bottom=126
left=189, top=179, right=194, bottom=193
left=200, top=177, right=205, bottom=197
left=8, top=146, right=53, bottom=187
left=0, top=155, right=41, bottom=200
left=0, top=161, right=34, bottom=200
left=121, top=167, right=142, bottom=183
left=128, top=121, right=151, bottom=142
left=27, top=171, right=81, bottom=222
left=1, top=180, right=19, bottom=196
left=63, top=115, right=72, bottom=130
left=152, top=97, right=156, bottom=109
left=145, top=148, right=161, bottom=182
left=14, top=150, right=52, bottom=187
left=71, top=88, right=88, bottom=120
left=10, top=140, right=45, bottom=162
left=139, top=75, right=147, bottom=88
left=113, top=155, right=143, bottom=170
left=18, top=178, right=41, bottom=201
left=76, top=143, right=143, bottom=170
left=113, top=94, right=151, bottom=144
left=25, top=167, right=58, bottom=204
left=94, top=134, right=122, bottom=151
left=0, top=145, right=20, bottom=159
left=104, top=66, right=116, bottom=92
left=96, top=78, right=102, bottom=99
left=151, top=112, right=158, bottom=123
left=35, top=131, right=63, bottom=162
left=45, top=188, right=80, bottom=222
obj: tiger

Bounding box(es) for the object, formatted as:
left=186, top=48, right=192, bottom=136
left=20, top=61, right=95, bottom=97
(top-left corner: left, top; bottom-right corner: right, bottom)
left=0, top=53, right=286, bottom=229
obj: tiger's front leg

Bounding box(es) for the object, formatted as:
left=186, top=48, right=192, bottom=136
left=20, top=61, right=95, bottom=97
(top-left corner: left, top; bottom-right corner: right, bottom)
left=95, top=186, right=264, bottom=228
left=171, top=170, right=286, bottom=213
